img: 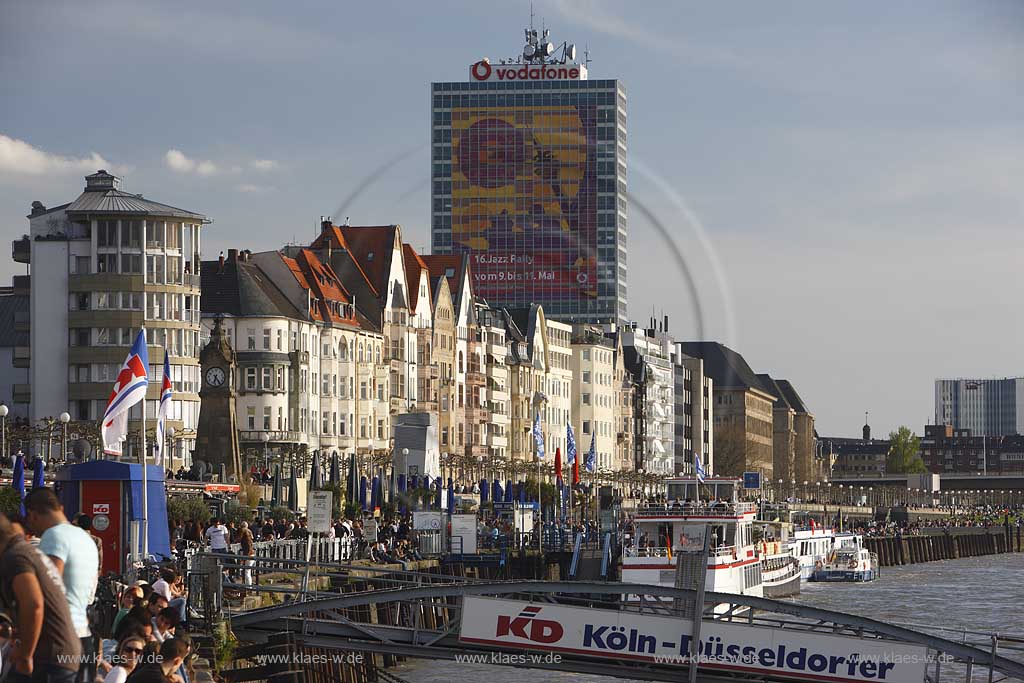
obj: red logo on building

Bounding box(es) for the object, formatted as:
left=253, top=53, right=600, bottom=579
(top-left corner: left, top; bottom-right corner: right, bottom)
left=471, top=60, right=492, bottom=80
left=496, top=605, right=564, bottom=643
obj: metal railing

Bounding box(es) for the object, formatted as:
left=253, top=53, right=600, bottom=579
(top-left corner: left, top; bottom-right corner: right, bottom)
left=636, top=501, right=757, bottom=516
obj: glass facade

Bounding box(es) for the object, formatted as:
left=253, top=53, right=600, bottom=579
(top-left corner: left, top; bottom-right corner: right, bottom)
left=431, top=78, right=627, bottom=324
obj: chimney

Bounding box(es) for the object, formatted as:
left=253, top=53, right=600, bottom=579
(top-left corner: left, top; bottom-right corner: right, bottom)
left=862, top=422, right=871, bottom=441
left=30, top=201, right=47, bottom=217
left=320, top=216, right=332, bottom=232
left=218, top=250, right=225, bottom=272
left=664, top=315, right=669, bottom=334
left=227, top=248, right=238, bottom=264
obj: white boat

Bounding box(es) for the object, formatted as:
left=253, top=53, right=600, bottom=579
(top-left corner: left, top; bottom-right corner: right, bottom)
left=811, top=545, right=879, bottom=582
left=622, top=477, right=764, bottom=610
left=752, top=520, right=801, bottom=598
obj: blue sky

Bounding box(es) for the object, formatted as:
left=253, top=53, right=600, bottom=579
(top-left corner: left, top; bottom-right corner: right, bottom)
left=2, top=1, right=1021, bottom=438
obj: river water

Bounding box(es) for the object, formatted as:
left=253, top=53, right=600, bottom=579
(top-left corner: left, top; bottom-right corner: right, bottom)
left=394, top=552, right=1024, bottom=682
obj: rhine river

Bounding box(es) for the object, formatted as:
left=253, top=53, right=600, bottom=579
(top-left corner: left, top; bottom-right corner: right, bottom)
left=394, top=552, right=1024, bottom=682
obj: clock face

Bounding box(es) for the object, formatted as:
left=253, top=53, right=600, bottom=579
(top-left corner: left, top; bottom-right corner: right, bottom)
left=206, top=367, right=226, bottom=387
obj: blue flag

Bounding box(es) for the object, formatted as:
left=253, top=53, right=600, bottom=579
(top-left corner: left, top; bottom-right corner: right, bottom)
left=533, top=412, right=545, bottom=459
left=566, top=421, right=577, bottom=465
left=695, top=453, right=706, bottom=483
left=585, top=435, right=596, bottom=473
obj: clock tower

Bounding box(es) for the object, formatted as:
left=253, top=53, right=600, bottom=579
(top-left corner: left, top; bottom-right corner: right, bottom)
left=194, top=316, right=242, bottom=481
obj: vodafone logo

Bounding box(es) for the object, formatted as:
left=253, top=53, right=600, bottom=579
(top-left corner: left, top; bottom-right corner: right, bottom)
left=469, top=61, right=584, bottom=82
left=471, top=60, right=492, bottom=81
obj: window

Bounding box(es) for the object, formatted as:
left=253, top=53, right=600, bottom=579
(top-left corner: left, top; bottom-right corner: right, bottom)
left=277, top=367, right=285, bottom=390
left=583, top=393, right=591, bottom=406
left=97, top=220, right=118, bottom=247
left=322, top=412, right=329, bottom=435
left=377, top=419, right=384, bottom=440
left=247, top=328, right=256, bottom=351
left=360, top=381, right=368, bottom=400
left=583, top=421, right=591, bottom=434
left=97, top=254, right=118, bottom=273
left=121, top=254, right=142, bottom=273
left=262, top=367, right=272, bottom=389
left=276, top=329, right=283, bottom=351
left=263, top=407, right=271, bottom=430
left=582, top=349, right=590, bottom=361
left=339, top=414, right=347, bottom=436
left=360, top=418, right=368, bottom=438
left=322, top=375, right=330, bottom=395
left=377, top=382, right=384, bottom=402
left=245, top=367, right=257, bottom=390
left=583, top=371, right=591, bottom=384
left=73, top=256, right=90, bottom=274
left=247, top=406, right=256, bottom=430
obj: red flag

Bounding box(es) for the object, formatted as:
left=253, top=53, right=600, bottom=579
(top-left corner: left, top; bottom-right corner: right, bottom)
left=572, top=458, right=580, bottom=486
left=554, top=447, right=562, bottom=482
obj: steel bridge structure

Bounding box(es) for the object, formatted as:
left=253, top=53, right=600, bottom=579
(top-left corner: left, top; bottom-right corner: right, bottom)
left=210, top=552, right=1024, bottom=683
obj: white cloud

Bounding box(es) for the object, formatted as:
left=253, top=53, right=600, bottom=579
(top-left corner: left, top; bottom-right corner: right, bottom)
left=0, top=134, right=111, bottom=175
left=235, top=184, right=272, bottom=194
left=165, top=149, right=219, bottom=176
left=251, top=159, right=278, bottom=171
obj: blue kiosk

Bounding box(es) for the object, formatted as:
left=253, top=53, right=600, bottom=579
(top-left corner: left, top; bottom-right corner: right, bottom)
left=56, top=460, right=171, bottom=575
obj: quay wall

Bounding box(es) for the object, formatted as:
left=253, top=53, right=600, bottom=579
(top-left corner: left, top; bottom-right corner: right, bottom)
left=864, top=527, right=1021, bottom=568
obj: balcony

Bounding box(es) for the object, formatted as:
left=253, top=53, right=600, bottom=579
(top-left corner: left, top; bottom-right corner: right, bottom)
left=239, top=430, right=303, bottom=443
left=466, top=369, right=485, bottom=386
left=13, top=311, right=28, bottom=333
left=13, top=346, right=30, bottom=368
left=289, top=350, right=309, bottom=366
left=13, top=384, right=30, bottom=404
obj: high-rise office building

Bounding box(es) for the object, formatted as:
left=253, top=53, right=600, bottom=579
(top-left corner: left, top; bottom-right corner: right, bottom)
left=431, top=26, right=627, bottom=324
left=935, top=377, right=1024, bottom=437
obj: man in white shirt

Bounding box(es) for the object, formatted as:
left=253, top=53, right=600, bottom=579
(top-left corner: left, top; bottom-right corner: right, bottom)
left=205, top=519, right=230, bottom=552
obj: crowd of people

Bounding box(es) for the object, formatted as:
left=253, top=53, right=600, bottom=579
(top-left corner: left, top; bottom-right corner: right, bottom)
left=0, top=487, right=195, bottom=683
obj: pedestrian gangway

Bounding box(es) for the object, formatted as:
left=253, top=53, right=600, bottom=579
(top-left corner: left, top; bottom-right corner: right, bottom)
left=224, top=573, right=1024, bottom=682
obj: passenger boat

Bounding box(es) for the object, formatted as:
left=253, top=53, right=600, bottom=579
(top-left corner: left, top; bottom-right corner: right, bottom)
left=789, top=519, right=839, bottom=580
left=811, top=544, right=879, bottom=582
left=622, top=477, right=764, bottom=610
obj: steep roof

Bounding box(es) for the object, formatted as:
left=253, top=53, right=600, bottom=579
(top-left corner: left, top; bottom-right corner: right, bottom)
left=200, top=255, right=303, bottom=318
left=402, top=243, right=428, bottom=311
left=776, top=380, right=810, bottom=415
left=756, top=374, right=791, bottom=411
left=330, top=225, right=398, bottom=297
left=420, top=254, right=469, bottom=313
left=679, top=341, right=772, bottom=395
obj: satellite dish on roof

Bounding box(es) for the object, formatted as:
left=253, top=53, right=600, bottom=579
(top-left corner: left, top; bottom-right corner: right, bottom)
left=543, top=42, right=554, bottom=56
left=523, top=43, right=535, bottom=58
left=567, top=44, right=577, bottom=61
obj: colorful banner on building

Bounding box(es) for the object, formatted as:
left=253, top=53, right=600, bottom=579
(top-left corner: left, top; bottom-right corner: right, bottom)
left=450, top=105, right=598, bottom=304
left=459, top=597, right=927, bottom=683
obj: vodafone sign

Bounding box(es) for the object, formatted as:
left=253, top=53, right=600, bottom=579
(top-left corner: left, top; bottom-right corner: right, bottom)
left=470, top=60, right=587, bottom=82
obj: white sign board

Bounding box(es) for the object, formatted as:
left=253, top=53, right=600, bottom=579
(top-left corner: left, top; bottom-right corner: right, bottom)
left=459, top=597, right=927, bottom=683
left=413, top=511, right=443, bottom=531
left=451, top=513, right=477, bottom=554
left=307, top=490, right=333, bottom=534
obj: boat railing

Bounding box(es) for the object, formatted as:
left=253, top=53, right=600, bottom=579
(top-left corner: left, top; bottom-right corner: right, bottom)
left=636, top=501, right=757, bottom=517
left=624, top=545, right=673, bottom=558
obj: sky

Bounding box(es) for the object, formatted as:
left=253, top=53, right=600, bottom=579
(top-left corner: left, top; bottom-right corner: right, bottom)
left=1, top=1, right=1021, bottom=438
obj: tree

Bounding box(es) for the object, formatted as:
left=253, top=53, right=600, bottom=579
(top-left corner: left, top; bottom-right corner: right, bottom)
left=714, top=421, right=747, bottom=476
left=886, top=426, right=926, bottom=473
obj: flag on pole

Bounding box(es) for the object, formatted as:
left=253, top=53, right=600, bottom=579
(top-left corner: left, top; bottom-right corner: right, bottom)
left=566, top=421, right=577, bottom=465
left=154, top=353, right=172, bottom=465
left=101, top=329, right=149, bottom=456
left=532, top=412, right=545, bottom=459
left=695, top=453, right=707, bottom=483
left=585, top=435, right=596, bottom=473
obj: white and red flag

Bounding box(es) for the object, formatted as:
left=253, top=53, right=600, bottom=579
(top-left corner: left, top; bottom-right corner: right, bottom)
left=153, top=353, right=172, bottom=465
left=101, top=329, right=149, bottom=456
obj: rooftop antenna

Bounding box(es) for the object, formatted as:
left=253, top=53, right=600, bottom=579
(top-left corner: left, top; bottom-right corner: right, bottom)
left=584, top=43, right=592, bottom=67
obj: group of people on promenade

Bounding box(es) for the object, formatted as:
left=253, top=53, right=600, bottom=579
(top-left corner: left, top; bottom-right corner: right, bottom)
left=0, top=487, right=194, bottom=683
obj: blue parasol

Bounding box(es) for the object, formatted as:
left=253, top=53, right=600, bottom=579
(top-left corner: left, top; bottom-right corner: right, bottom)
left=519, top=481, right=527, bottom=504
left=505, top=479, right=513, bottom=503
left=287, top=466, right=299, bottom=512
left=31, top=456, right=44, bottom=490
left=480, top=479, right=489, bottom=503
left=434, top=478, right=442, bottom=510
left=359, top=476, right=368, bottom=511
left=492, top=479, right=502, bottom=503
left=12, top=454, right=25, bottom=517
left=370, top=476, right=380, bottom=510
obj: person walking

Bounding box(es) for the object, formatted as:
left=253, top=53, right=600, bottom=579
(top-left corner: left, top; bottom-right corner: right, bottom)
left=0, top=511, right=81, bottom=683
left=238, top=522, right=255, bottom=586
left=24, top=488, right=98, bottom=683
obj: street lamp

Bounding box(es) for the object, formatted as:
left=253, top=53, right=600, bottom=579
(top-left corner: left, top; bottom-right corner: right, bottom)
left=59, top=412, right=70, bottom=466
left=167, top=426, right=175, bottom=473
left=261, top=431, right=270, bottom=473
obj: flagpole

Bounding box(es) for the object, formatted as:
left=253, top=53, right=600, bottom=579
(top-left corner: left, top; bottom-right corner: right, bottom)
left=140, top=382, right=148, bottom=560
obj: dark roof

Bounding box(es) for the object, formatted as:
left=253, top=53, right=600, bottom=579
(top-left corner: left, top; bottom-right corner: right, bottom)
left=420, top=254, right=468, bottom=313
left=776, top=380, right=809, bottom=414
left=200, top=256, right=302, bottom=318
left=678, top=341, right=771, bottom=395
left=756, top=374, right=791, bottom=410
left=0, top=292, right=29, bottom=346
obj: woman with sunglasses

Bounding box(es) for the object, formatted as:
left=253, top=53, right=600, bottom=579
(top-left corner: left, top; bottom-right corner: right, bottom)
left=104, top=636, right=146, bottom=683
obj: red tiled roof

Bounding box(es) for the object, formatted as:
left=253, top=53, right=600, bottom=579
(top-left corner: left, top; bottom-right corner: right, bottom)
left=309, top=224, right=380, bottom=298
left=333, top=225, right=398, bottom=296
left=402, top=243, right=428, bottom=311
left=420, top=254, right=466, bottom=302
left=283, top=248, right=361, bottom=326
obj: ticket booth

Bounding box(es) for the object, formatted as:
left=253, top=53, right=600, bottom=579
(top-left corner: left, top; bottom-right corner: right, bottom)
left=56, top=460, right=171, bottom=575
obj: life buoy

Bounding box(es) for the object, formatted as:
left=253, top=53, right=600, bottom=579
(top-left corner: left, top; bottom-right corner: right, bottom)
left=848, top=559, right=858, bottom=569
left=814, top=560, right=823, bottom=570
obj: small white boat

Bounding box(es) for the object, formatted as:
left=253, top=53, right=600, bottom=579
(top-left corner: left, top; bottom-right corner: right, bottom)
left=810, top=546, right=879, bottom=582
left=758, top=540, right=802, bottom=598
